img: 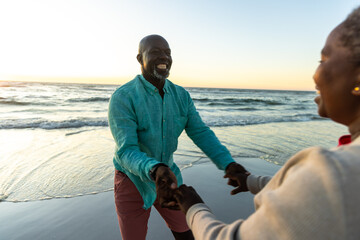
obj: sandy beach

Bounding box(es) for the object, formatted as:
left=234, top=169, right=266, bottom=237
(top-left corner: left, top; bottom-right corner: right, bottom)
left=0, top=157, right=280, bottom=240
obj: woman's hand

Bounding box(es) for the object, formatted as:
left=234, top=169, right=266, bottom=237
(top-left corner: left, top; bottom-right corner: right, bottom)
left=174, top=184, right=204, bottom=214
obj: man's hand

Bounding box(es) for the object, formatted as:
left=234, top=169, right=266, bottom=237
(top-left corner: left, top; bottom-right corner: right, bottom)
left=155, top=166, right=179, bottom=209
left=224, top=162, right=250, bottom=195
left=174, top=184, right=204, bottom=214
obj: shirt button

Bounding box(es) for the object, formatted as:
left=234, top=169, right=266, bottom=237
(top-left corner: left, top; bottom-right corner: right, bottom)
left=163, top=135, right=165, bottom=138
left=163, top=153, right=165, bottom=155
left=163, top=119, right=165, bottom=122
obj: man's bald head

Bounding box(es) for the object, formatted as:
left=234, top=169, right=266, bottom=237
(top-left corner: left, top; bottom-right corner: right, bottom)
left=138, top=35, right=169, bottom=55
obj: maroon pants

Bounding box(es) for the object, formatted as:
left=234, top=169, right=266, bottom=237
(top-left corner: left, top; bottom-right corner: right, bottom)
left=114, top=170, right=189, bottom=240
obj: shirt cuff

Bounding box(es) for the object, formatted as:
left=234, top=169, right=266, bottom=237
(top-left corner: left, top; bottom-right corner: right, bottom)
left=225, top=161, right=236, bottom=171
left=149, top=163, right=168, bottom=181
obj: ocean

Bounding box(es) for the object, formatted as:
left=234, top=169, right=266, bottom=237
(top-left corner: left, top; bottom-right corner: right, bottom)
left=0, top=81, right=347, bottom=202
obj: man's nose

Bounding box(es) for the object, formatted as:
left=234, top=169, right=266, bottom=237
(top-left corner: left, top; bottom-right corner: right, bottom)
left=159, top=51, right=170, bottom=59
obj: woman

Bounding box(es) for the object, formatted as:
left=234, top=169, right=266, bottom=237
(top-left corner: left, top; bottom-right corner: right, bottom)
left=174, top=6, right=360, bottom=240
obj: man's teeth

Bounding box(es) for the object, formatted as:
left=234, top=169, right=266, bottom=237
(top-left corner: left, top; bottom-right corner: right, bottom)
left=157, top=64, right=167, bottom=70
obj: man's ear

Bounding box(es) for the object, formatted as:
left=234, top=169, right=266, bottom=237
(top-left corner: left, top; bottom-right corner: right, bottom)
left=137, top=54, right=142, bottom=64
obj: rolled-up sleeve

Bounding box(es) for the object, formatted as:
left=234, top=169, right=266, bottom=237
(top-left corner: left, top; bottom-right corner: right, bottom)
left=108, top=91, right=160, bottom=182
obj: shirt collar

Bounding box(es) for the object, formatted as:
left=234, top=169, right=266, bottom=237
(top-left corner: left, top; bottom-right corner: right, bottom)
left=163, top=80, right=170, bottom=93
left=138, top=74, right=169, bottom=95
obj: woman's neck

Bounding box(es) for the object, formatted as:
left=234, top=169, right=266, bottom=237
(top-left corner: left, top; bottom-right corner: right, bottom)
left=348, top=117, right=360, bottom=141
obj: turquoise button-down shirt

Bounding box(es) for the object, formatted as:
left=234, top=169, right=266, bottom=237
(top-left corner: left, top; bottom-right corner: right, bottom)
left=108, top=75, right=235, bottom=209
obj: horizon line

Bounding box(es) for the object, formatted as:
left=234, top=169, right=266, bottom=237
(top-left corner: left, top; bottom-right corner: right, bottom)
left=0, top=79, right=315, bottom=92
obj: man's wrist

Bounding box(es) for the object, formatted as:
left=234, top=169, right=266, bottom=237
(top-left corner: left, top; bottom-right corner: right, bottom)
left=149, top=163, right=168, bottom=181
left=225, top=162, right=236, bottom=171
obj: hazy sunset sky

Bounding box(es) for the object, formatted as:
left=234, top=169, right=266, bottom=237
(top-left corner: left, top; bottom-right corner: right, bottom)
left=0, top=0, right=358, bottom=90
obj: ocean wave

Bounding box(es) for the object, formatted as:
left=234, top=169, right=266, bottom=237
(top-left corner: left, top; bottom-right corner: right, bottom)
left=192, top=98, right=212, bottom=102
left=0, top=99, right=31, bottom=106
left=0, top=118, right=108, bottom=129
left=197, top=107, right=259, bottom=112
left=193, top=97, right=284, bottom=106
left=66, top=97, right=110, bottom=103
left=0, top=193, right=8, bottom=202
left=204, top=114, right=327, bottom=127
left=0, top=81, right=26, bottom=87
left=0, top=114, right=326, bottom=130
left=234, top=107, right=259, bottom=111
left=0, top=98, right=58, bottom=106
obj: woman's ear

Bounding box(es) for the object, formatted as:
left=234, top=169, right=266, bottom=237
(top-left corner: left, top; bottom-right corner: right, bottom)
left=352, top=85, right=360, bottom=96
left=352, top=73, right=360, bottom=96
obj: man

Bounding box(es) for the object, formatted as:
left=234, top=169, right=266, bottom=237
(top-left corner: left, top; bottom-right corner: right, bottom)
left=108, top=34, right=247, bottom=240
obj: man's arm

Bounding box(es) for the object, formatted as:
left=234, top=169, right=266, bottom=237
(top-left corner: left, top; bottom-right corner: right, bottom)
left=108, top=92, right=163, bottom=181
left=184, top=92, right=249, bottom=192
left=184, top=93, right=234, bottom=170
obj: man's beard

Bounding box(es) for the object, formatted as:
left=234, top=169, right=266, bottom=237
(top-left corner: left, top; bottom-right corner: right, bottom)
left=151, top=68, right=169, bottom=81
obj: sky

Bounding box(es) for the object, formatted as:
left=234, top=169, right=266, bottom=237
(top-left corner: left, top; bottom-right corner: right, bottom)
left=0, top=0, right=359, bottom=90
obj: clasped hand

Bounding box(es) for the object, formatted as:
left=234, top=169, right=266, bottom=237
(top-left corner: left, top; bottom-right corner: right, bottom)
left=155, top=165, right=204, bottom=214
left=224, top=162, right=250, bottom=195
left=155, top=166, right=180, bottom=210
left=155, top=162, right=250, bottom=213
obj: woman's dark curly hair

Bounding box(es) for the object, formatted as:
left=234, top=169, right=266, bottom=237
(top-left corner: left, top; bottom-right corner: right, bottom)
left=340, top=6, right=360, bottom=65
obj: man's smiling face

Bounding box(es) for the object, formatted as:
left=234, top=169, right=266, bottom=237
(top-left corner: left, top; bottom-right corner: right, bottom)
left=138, top=35, right=172, bottom=81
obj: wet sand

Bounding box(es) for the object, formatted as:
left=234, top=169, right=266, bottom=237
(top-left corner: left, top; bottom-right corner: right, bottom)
left=0, top=157, right=280, bottom=240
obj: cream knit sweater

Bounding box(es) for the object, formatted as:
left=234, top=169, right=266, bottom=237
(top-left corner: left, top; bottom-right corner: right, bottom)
left=186, top=137, right=360, bottom=240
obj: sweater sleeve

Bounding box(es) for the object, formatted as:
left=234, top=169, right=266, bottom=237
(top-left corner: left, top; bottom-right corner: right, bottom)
left=186, top=147, right=347, bottom=240
left=246, top=175, right=272, bottom=194
left=108, top=92, right=160, bottom=182
left=186, top=203, right=244, bottom=240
